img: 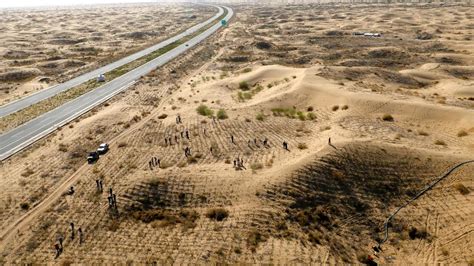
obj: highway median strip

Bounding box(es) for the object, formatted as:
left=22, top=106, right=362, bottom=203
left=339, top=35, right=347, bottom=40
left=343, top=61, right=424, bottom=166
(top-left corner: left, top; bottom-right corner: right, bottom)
left=0, top=8, right=228, bottom=134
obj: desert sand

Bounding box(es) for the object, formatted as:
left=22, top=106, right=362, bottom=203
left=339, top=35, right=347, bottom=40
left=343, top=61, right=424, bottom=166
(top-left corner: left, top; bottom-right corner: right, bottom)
left=0, top=3, right=214, bottom=105
left=0, top=2, right=473, bottom=264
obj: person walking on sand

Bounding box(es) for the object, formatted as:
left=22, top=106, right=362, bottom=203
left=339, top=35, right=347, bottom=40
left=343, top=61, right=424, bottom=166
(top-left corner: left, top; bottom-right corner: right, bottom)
left=58, top=236, right=64, bottom=250
left=231, top=135, right=234, bottom=144
left=70, top=222, right=75, bottom=240
left=328, top=137, right=331, bottom=145
left=283, top=141, right=289, bottom=150
left=186, top=130, right=190, bottom=139
left=113, top=194, right=117, bottom=208
left=165, top=138, right=168, bottom=146
left=78, top=228, right=83, bottom=245
left=54, top=243, right=61, bottom=258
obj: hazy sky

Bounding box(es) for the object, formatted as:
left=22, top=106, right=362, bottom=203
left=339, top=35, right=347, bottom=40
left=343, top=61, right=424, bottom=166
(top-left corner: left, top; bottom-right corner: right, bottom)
left=0, top=0, right=164, bottom=8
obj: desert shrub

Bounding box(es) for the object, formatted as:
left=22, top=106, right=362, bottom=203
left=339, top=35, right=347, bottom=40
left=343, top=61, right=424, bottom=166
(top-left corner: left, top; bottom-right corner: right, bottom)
left=242, top=67, right=252, bottom=73
left=58, top=143, right=68, bottom=152
left=247, top=230, right=267, bottom=251
left=454, top=183, right=469, bottom=195
left=332, top=105, right=339, bottom=111
left=239, top=81, right=250, bottom=90
left=272, top=107, right=297, bottom=118
left=132, top=209, right=199, bottom=228
left=196, top=105, right=214, bottom=117
left=250, top=163, right=263, bottom=170
left=187, top=156, right=198, bottom=164
left=307, top=106, right=314, bottom=112
left=217, top=109, right=228, bottom=120
left=297, top=143, right=308, bottom=150
left=457, top=130, right=468, bottom=137
left=206, top=208, right=229, bottom=221
left=382, top=114, right=394, bottom=121
left=158, top=114, right=168, bottom=119
left=341, top=105, right=349, bottom=110
left=418, top=130, right=429, bottom=136
left=118, top=142, right=127, bottom=148
left=255, top=41, right=272, bottom=50
left=297, top=111, right=306, bottom=121
left=308, top=231, right=322, bottom=244
left=408, top=227, right=428, bottom=240
left=307, top=112, right=316, bottom=120
left=20, top=202, right=30, bottom=210
left=434, top=140, right=446, bottom=146
left=21, top=168, right=35, bottom=177
left=256, top=113, right=265, bottom=121
left=238, top=91, right=252, bottom=101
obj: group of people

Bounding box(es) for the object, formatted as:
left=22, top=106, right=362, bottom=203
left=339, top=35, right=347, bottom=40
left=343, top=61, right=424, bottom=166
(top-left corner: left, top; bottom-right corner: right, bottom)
left=148, top=157, right=161, bottom=170
left=107, top=188, right=118, bottom=209
left=164, top=129, right=190, bottom=147
left=54, top=222, right=83, bottom=259
left=233, top=157, right=246, bottom=170
left=246, top=137, right=270, bottom=149
left=95, top=179, right=104, bottom=192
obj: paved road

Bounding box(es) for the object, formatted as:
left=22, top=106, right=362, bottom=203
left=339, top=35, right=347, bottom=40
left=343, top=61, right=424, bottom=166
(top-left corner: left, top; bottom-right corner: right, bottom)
left=0, top=4, right=224, bottom=118
left=0, top=6, right=233, bottom=161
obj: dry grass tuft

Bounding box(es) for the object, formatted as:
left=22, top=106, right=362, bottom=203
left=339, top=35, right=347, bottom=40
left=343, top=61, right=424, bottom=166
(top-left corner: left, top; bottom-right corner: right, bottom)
left=206, top=208, right=229, bottom=221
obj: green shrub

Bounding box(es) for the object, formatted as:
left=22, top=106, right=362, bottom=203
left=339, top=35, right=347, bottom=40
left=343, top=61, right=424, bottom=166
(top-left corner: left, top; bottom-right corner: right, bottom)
left=239, top=81, right=250, bottom=90
left=256, top=113, right=265, bottom=121
left=307, top=112, right=316, bottom=120
left=196, top=105, right=214, bottom=117
left=217, top=109, right=228, bottom=120
left=382, top=114, right=394, bottom=121
left=297, top=111, right=306, bottom=121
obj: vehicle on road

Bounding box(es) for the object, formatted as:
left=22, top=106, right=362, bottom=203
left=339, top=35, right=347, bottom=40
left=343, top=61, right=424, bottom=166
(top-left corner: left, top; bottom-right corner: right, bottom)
left=97, top=143, right=109, bottom=155
left=87, top=151, right=100, bottom=164
left=97, top=74, right=106, bottom=82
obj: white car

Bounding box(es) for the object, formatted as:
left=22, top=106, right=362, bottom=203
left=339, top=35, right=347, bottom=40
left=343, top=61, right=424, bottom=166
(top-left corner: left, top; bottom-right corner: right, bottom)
left=97, top=143, right=109, bottom=155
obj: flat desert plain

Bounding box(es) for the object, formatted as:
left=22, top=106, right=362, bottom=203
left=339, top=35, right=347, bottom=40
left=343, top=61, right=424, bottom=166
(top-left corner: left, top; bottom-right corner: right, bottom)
left=0, top=3, right=473, bottom=265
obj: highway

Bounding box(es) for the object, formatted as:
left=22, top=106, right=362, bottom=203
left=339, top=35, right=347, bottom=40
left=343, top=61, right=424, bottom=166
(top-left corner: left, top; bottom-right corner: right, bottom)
left=0, top=4, right=224, bottom=118
left=0, top=6, right=233, bottom=161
